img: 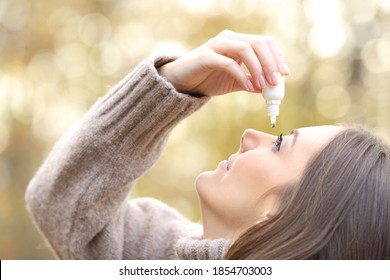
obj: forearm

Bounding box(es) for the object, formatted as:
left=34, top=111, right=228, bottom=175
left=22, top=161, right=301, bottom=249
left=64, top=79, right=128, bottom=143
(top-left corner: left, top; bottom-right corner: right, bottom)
left=25, top=55, right=209, bottom=258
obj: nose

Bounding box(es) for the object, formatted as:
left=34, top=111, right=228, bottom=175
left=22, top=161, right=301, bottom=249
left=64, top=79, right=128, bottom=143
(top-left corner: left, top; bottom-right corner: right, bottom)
left=240, top=129, right=274, bottom=152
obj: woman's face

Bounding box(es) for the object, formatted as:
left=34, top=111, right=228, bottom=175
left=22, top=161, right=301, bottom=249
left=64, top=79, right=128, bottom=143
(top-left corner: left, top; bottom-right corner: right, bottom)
left=196, top=125, right=342, bottom=239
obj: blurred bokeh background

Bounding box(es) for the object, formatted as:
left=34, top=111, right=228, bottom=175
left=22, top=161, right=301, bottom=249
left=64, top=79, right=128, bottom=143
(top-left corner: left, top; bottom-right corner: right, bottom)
left=1, top=0, right=390, bottom=259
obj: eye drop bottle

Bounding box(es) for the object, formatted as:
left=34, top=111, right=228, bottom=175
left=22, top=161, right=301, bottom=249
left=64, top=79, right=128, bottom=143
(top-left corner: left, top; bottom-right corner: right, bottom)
left=262, top=73, right=285, bottom=128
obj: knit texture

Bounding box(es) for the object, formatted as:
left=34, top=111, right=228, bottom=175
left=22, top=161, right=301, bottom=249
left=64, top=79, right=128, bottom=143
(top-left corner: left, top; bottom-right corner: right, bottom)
left=176, top=237, right=233, bottom=260
left=25, top=55, right=232, bottom=260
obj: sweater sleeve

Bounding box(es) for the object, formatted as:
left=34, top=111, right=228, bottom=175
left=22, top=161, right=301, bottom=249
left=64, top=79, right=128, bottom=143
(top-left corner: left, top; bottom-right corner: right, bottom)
left=25, top=55, right=209, bottom=259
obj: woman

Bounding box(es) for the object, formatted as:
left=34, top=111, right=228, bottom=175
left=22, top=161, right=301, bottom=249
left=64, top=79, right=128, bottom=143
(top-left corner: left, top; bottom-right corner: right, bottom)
left=25, top=30, right=390, bottom=259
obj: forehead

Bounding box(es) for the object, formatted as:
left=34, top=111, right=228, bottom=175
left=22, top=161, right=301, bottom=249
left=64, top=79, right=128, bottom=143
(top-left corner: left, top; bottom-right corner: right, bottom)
left=295, top=125, right=342, bottom=148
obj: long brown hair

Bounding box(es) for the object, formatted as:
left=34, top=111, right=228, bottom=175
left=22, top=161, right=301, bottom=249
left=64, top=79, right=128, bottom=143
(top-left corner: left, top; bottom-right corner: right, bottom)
left=225, top=126, right=390, bottom=259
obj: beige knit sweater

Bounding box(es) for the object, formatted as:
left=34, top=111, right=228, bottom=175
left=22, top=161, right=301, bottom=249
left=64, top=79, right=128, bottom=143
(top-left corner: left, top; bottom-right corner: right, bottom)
left=25, top=56, right=232, bottom=260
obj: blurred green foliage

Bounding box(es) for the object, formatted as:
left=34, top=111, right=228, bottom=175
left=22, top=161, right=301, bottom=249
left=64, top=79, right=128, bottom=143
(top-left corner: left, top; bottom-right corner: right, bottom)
left=1, top=0, right=390, bottom=259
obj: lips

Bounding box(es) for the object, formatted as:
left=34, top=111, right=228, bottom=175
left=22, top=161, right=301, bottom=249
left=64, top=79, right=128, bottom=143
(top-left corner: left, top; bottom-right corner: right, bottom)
left=227, top=155, right=236, bottom=171
left=219, top=155, right=235, bottom=171
left=219, top=160, right=229, bottom=171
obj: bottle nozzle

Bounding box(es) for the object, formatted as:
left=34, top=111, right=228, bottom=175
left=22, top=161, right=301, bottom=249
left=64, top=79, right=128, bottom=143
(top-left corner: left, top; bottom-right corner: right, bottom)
left=270, top=115, right=276, bottom=128
left=262, top=73, right=285, bottom=128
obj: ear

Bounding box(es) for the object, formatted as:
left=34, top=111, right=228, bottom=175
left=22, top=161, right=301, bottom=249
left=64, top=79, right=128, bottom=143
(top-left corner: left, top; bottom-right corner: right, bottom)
left=256, top=191, right=280, bottom=220
left=255, top=211, right=272, bottom=224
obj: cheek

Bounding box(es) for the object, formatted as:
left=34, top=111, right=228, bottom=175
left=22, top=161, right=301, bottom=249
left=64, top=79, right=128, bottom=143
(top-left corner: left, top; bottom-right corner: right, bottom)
left=225, top=156, right=283, bottom=193
left=224, top=156, right=303, bottom=209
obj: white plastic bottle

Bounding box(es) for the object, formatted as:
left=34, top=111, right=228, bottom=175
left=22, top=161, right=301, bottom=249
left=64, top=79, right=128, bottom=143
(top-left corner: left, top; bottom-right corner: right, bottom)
left=262, top=73, right=285, bottom=128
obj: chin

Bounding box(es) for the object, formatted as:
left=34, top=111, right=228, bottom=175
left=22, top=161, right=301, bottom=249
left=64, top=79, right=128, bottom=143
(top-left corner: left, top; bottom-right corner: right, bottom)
left=195, top=171, right=211, bottom=191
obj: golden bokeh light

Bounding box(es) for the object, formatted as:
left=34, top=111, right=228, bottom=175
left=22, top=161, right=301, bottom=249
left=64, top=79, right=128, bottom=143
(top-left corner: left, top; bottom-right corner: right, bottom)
left=1, top=0, right=390, bottom=259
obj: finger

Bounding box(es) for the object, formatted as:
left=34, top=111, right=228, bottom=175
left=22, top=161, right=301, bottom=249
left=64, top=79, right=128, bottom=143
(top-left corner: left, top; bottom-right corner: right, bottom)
left=217, top=30, right=289, bottom=85
left=266, top=38, right=290, bottom=75
left=205, top=37, right=265, bottom=89
left=231, top=74, right=262, bottom=93
left=203, top=51, right=254, bottom=92
left=247, top=74, right=262, bottom=94
left=250, top=38, right=280, bottom=86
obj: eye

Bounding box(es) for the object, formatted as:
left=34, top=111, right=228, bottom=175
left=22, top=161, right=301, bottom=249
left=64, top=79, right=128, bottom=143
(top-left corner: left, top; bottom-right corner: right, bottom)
left=273, top=133, right=283, bottom=151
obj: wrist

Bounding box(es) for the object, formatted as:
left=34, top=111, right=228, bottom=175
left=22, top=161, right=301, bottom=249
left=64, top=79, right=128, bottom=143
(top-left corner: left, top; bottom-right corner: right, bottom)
left=158, top=62, right=187, bottom=93
left=157, top=63, right=173, bottom=83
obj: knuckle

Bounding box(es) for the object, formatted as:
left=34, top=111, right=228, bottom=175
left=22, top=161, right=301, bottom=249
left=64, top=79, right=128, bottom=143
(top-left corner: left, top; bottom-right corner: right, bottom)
left=204, top=37, right=219, bottom=48
left=218, top=29, right=234, bottom=38
left=251, top=36, right=276, bottom=50
left=251, top=37, right=267, bottom=48
left=221, top=59, right=235, bottom=69
left=235, top=41, right=251, bottom=54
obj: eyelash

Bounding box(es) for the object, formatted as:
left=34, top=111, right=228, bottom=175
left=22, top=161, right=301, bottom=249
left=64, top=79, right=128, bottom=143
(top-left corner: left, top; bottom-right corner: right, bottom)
left=273, top=133, right=283, bottom=151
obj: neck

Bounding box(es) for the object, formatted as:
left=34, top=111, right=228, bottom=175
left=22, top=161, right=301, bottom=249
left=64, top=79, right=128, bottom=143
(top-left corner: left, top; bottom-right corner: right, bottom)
left=201, top=210, right=242, bottom=240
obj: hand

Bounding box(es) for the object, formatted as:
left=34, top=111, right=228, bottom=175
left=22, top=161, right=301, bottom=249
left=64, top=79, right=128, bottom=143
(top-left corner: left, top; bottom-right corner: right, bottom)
left=158, top=30, right=290, bottom=97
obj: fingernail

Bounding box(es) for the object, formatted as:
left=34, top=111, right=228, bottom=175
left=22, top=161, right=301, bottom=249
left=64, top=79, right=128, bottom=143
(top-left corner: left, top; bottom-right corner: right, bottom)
left=259, top=74, right=267, bottom=89
left=281, top=62, right=290, bottom=74
left=246, top=80, right=255, bottom=92
left=271, top=72, right=279, bottom=85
